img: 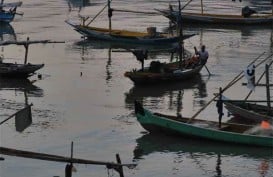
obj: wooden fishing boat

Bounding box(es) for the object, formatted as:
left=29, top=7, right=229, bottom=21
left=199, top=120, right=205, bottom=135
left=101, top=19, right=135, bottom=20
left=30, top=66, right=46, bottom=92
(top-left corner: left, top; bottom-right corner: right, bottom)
left=222, top=96, right=273, bottom=123
left=0, top=1, right=22, bottom=23
left=134, top=101, right=273, bottom=147
left=66, top=21, right=194, bottom=45
left=124, top=57, right=204, bottom=85
left=66, top=0, right=195, bottom=45
left=156, top=9, right=273, bottom=25
left=0, top=38, right=63, bottom=78
left=0, top=62, right=44, bottom=78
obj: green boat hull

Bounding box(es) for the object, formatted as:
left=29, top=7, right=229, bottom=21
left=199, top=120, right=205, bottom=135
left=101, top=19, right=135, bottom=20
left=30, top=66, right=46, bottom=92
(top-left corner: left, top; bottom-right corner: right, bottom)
left=135, top=102, right=273, bottom=147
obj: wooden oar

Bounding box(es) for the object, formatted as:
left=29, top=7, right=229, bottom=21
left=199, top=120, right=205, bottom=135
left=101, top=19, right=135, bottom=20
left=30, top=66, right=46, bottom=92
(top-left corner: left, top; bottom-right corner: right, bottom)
left=204, top=65, right=211, bottom=75
left=187, top=52, right=271, bottom=123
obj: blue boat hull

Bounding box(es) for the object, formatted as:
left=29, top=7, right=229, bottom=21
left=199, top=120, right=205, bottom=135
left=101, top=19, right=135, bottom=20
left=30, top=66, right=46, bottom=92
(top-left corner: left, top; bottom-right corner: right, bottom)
left=0, top=11, right=15, bottom=23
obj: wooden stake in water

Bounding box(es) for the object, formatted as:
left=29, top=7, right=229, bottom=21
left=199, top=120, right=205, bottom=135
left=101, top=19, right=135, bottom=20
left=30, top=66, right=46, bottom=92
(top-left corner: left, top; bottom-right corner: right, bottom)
left=65, top=142, right=74, bottom=177
left=265, top=64, right=271, bottom=115
left=116, top=154, right=124, bottom=177
left=108, top=0, right=112, bottom=34
left=201, top=0, right=204, bottom=14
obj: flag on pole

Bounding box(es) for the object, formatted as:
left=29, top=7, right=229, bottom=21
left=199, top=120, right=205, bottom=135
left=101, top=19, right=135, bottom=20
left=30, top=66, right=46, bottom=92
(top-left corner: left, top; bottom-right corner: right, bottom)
left=244, top=64, right=255, bottom=91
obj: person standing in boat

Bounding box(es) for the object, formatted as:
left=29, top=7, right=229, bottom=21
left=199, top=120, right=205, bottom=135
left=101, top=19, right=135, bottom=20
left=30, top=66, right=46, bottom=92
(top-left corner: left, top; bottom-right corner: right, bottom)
left=194, top=45, right=209, bottom=65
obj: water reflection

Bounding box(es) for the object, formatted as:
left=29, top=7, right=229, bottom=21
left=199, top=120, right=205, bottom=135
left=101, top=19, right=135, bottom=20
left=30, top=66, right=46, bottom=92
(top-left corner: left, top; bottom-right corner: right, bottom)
left=0, top=79, right=43, bottom=131
left=125, top=74, right=208, bottom=114
left=133, top=133, right=273, bottom=161
left=0, top=78, right=43, bottom=98
left=0, top=23, right=16, bottom=41
left=106, top=48, right=112, bottom=83
left=0, top=79, right=61, bottom=132
left=73, top=38, right=177, bottom=50
left=0, top=79, right=43, bottom=114
left=175, top=23, right=273, bottom=39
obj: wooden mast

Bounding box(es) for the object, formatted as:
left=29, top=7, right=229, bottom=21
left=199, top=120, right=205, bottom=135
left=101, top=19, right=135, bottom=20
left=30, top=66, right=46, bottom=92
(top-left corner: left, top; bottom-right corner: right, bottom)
left=201, top=0, right=204, bottom=14
left=178, top=0, right=183, bottom=69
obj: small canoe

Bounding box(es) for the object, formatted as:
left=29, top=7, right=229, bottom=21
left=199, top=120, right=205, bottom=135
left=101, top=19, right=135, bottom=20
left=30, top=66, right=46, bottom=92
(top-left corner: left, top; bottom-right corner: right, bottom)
left=222, top=96, right=273, bottom=123
left=156, top=9, right=273, bottom=25
left=134, top=101, right=273, bottom=147
left=0, top=63, right=44, bottom=78
left=124, top=61, right=204, bottom=85
left=66, top=21, right=195, bottom=45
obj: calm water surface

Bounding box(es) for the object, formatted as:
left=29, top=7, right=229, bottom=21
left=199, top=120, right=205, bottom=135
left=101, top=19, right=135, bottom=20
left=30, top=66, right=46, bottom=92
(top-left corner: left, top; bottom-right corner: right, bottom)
left=0, top=0, right=273, bottom=177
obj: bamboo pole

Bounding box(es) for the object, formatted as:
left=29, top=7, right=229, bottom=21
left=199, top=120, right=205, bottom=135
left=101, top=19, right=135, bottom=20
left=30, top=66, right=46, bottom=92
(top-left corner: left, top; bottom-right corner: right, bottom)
left=187, top=52, right=272, bottom=123
left=112, top=9, right=159, bottom=15
left=244, top=70, right=266, bottom=100
left=181, top=0, right=195, bottom=11
left=86, top=2, right=109, bottom=26
left=0, top=147, right=136, bottom=168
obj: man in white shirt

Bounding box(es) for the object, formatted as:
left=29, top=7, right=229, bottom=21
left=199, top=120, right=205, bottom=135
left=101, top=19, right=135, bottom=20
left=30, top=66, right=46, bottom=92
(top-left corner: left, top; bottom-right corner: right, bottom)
left=194, top=45, right=209, bottom=65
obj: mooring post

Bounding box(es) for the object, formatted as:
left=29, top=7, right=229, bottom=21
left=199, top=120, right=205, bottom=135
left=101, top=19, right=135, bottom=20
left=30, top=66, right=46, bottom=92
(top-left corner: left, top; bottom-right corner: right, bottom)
left=216, top=87, right=224, bottom=128
left=65, top=142, right=74, bottom=177
left=116, top=154, right=124, bottom=177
